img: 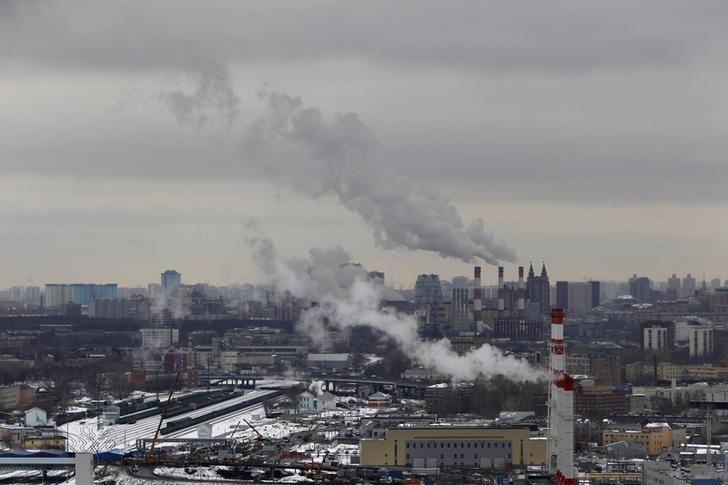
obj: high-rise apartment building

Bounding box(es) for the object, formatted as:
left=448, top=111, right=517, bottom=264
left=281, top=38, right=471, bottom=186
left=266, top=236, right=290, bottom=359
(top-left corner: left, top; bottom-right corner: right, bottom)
left=682, top=274, right=696, bottom=299
left=689, top=325, right=714, bottom=358
left=161, top=270, right=182, bottom=299
left=667, top=274, right=681, bottom=299
left=44, top=284, right=117, bottom=307
left=629, top=276, right=652, bottom=303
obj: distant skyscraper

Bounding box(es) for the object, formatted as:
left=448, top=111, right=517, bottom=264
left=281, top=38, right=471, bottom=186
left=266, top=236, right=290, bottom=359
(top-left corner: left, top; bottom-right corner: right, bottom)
left=526, top=263, right=550, bottom=316
left=414, top=274, right=442, bottom=305
left=589, top=281, right=601, bottom=308
left=629, top=276, right=652, bottom=303
left=667, top=274, right=681, bottom=299
left=161, top=270, right=181, bottom=299
left=556, top=281, right=569, bottom=310
left=682, top=274, right=696, bottom=298
left=710, top=278, right=721, bottom=290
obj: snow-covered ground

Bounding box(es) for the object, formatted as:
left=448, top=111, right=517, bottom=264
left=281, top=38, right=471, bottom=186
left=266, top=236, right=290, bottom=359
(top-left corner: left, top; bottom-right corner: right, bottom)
left=289, top=441, right=360, bottom=466
left=62, top=389, right=277, bottom=452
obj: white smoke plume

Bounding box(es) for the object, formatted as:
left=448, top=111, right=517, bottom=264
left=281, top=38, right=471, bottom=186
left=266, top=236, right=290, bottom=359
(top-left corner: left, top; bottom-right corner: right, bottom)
left=247, top=228, right=541, bottom=383
left=159, top=62, right=241, bottom=128
left=248, top=90, right=517, bottom=265
left=158, top=69, right=516, bottom=265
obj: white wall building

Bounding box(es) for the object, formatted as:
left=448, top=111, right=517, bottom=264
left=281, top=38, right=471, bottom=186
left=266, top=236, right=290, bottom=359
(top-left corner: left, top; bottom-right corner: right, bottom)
left=24, top=407, right=47, bottom=427
left=689, top=325, right=714, bottom=358
left=643, top=326, right=668, bottom=352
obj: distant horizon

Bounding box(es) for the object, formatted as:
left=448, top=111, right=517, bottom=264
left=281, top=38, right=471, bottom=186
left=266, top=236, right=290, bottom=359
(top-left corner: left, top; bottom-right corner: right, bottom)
left=3, top=267, right=724, bottom=292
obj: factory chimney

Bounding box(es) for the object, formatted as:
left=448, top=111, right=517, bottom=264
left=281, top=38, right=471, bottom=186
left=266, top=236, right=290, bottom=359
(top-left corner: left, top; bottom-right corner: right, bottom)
left=517, top=265, right=525, bottom=318
left=473, top=266, right=482, bottom=330
left=549, top=308, right=575, bottom=485
left=497, top=266, right=505, bottom=318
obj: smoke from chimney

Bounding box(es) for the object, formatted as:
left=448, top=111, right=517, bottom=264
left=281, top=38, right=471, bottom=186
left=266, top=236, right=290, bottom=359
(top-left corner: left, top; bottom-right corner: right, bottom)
left=247, top=227, right=540, bottom=383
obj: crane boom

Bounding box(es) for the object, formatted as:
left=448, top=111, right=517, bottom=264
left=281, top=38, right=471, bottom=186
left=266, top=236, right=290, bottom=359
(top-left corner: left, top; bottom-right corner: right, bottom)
left=242, top=417, right=264, bottom=440
left=146, top=371, right=182, bottom=462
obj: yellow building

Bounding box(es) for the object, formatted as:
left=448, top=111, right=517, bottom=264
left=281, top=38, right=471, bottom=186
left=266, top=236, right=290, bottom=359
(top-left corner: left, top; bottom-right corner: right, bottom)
left=360, top=425, right=547, bottom=469
left=21, top=435, right=66, bottom=451
left=603, top=423, right=671, bottom=456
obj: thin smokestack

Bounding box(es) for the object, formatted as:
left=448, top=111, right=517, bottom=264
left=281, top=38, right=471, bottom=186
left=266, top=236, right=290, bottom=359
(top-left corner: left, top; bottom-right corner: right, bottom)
left=473, top=266, right=482, bottom=330
left=517, top=265, right=525, bottom=318
left=549, top=308, right=575, bottom=485
left=497, top=266, right=505, bottom=318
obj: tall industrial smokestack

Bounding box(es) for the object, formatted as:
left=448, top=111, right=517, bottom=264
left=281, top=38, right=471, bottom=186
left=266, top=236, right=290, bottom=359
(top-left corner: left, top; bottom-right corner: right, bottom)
left=497, top=266, right=505, bottom=318
left=517, top=265, right=525, bottom=318
left=549, top=308, right=575, bottom=485
left=473, top=266, right=482, bottom=330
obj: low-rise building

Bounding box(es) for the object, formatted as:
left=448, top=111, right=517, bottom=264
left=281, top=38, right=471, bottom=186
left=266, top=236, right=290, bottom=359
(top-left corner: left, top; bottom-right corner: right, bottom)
left=360, top=424, right=547, bottom=469
left=603, top=423, right=672, bottom=456
left=368, top=392, right=392, bottom=409
left=24, top=407, right=47, bottom=427
left=306, top=353, right=352, bottom=371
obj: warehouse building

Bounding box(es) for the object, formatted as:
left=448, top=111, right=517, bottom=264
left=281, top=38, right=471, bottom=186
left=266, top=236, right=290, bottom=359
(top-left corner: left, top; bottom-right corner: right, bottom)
left=360, top=424, right=546, bottom=469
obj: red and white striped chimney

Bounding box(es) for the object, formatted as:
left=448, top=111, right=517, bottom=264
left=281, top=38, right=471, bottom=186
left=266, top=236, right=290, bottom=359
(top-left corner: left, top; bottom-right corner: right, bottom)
left=549, top=308, right=575, bottom=485
left=517, top=266, right=525, bottom=318
left=473, top=266, right=482, bottom=329
left=497, top=266, right=505, bottom=317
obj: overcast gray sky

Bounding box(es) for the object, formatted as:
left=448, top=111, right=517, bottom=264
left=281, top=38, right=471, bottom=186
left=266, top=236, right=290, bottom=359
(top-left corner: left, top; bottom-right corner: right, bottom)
left=1, top=0, right=727, bottom=288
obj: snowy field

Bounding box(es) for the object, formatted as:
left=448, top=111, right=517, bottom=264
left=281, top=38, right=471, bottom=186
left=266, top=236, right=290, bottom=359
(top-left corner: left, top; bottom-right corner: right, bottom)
left=62, top=389, right=279, bottom=452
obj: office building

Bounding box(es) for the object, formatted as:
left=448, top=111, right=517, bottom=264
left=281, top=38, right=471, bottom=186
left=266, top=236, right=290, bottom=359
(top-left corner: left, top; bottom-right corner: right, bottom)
left=556, top=282, right=593, bottom=313
left=589, top=281, right=601, bottom=307
left=161, top=270, right=181, bottom=299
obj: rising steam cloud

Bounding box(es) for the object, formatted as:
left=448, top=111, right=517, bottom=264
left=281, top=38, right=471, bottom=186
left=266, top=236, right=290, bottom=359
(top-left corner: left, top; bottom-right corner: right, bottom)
left=249, top=91, right=517, bottom=265
left=159, top=65, right=516, bottom=265
left=247, top=227, right=540, bottom=383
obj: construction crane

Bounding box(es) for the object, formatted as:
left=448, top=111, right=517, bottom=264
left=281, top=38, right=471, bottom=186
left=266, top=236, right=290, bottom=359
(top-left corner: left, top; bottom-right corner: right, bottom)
left=145, top=370, right=182, bottom=462
left=242, top=417, right=264, bottom=441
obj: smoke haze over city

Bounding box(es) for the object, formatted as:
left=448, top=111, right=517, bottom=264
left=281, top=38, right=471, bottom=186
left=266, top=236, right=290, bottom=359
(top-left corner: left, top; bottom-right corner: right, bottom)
left=1, top=1, right=727, bottom=286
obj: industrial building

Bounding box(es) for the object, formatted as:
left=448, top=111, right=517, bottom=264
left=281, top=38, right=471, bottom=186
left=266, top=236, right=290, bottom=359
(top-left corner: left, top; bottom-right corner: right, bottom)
left=359, top=424, right=547, bottom=468
left=493, top=266, right=544, bottom=341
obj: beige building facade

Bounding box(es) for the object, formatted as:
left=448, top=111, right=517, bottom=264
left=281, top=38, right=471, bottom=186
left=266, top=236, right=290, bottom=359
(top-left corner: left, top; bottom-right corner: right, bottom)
left=360, top=425, right=547, bottom=469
